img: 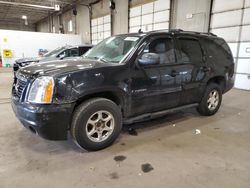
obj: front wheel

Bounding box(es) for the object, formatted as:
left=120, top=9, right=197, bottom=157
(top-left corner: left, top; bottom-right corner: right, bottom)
left=71, top=98, right=122, bottom=151
left=197, top=83, right=222, bottom=116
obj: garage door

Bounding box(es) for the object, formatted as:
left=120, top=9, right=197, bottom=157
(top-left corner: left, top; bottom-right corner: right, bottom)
left=210, top=0, right=250, bottom=90
left=91, top=15, right=111, bottom=45
left=129, top=0, right=170, bottom=33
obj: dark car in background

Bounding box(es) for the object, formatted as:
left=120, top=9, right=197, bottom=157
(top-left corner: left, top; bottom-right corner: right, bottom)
left=13, top=45, right=93, bottom=73
left=12, top=30, right=234, bottom=151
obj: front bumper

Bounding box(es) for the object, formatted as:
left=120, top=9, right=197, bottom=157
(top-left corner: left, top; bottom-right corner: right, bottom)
left=12, top=98, right=75, bottom=140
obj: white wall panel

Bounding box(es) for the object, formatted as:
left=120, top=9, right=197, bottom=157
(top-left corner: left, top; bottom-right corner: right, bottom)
left=130, top=6, right=141, bottom=17
left=211, top=10, right=242, bottom=28
left=141, top=24, right=153, bottom=31
left=129, top=26, right=140, bottom=33
left=142, top=2, right=153, bottom=14
left=129, top=0, right=170, bottom=33
left=237, top=59, right=250, bottom=74
left=153, top=10, right=169, bottom=23
left=104, top=23, right=110, bottom=31
left=211, top=26, right=240, bottom=42
left=228, top=43, right=239, bottom=57
left=91, top=26, right=97, bottom=33
left=97, top=17, right=103, bottom=25
left=104, top=31, right=111, bottom=39
left=92, top=33, right=98, bottom=40
left=103, top=15, right=111, bottom=23
left=243, top=8, right=250, bottom=24
left=153, top=22, right=169, bottom=30
left=154, top=0, right=170, bottom=11
left=245, top=0, right=250, bottom=7
left=212, top=0, right=244, bottom=13
left=91, top=15, right=111, bottom=44
left=130, top=16, right=141, bottom=27
left=241, top=25, right=250, bottom=41
left=234, top=74, right=250, bottom=90
left=238, top=42, right=250, bottom=57
left=98, top=24, right=103, bottom=32
left=141, top=14, right=153, bottom=25
left=91, top=19, right=98, bottom=26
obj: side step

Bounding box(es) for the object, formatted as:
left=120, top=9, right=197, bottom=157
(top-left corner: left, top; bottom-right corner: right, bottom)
left=123, top=103, right=198, bottom=124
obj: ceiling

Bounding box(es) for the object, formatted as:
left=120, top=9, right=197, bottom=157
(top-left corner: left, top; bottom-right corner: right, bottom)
left=0, top=0, right=79, bottom=28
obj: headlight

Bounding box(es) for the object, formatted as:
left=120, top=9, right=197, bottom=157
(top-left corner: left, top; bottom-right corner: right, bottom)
left=28, top=76, right=54, bottom=104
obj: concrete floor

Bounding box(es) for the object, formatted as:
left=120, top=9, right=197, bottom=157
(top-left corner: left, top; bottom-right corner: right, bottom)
left=0, top=68, right=250, bottom=188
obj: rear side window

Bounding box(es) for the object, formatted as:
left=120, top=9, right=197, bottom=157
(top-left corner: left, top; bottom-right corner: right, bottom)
left=177, top=38, right=203, bottom=63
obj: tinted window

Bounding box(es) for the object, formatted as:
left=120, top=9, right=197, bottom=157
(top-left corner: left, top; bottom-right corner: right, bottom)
left=202, top=38, right=232, bottom=64
left=143, top=37, right=175, bottom=64
left=79, top=46, right=92, bottom=55
left=177, top=38, right=203, bottom=63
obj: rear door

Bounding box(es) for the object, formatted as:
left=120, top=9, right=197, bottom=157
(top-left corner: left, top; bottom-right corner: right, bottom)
left=175, top=35, right=208, bottom=105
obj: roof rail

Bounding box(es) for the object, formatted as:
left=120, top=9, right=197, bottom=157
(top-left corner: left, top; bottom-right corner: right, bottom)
left=142, top=29, right=217, bottom=37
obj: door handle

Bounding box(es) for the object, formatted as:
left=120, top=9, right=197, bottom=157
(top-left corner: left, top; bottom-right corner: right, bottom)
left=171, top=70, right=179, bottom=77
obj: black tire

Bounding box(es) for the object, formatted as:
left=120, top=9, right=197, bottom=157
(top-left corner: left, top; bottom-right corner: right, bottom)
left=197, top=83, right=222, bottom=116
left=71, top=98, right=122, bottom=151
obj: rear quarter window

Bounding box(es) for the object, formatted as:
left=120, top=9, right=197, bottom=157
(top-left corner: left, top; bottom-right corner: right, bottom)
left=202, top=38, right=233, bottom=65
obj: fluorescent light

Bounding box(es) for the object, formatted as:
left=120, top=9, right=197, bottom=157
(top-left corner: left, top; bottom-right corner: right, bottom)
left=22, top=15, right=27, bottom=19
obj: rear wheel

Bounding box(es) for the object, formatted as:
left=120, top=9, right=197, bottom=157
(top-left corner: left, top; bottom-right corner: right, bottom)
left=197, top=83, right=222, bottom=116
left=71, top=98, right=122, bottom=151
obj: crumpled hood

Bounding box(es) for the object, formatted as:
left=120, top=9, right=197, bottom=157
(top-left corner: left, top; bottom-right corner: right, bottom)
left=20, top=58, right=113, bottom=76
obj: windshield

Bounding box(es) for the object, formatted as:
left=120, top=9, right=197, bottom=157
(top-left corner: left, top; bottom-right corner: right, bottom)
left=43, top=46, right=68, bottom=57
left=83, top=36, right=141, bottom=63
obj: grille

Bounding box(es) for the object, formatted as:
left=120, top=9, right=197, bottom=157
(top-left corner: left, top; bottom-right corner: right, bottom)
left=13, top=72, right=30, bottom=99
left=15, top=79, right=28, bottom=98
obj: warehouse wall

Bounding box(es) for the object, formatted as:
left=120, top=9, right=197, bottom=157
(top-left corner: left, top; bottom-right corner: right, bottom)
left=210, top=0, right=250, bottom=90
left=171, top=0, right=211, bottom=32
left=0, top=21, right=36, bottom=32
left=36, top=7, right=90, bottom=44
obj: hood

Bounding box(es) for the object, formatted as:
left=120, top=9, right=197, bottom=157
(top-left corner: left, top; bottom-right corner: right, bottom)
left=15, top=57, right=43, bottom=64
left=20, top=58, right=114, bottom=76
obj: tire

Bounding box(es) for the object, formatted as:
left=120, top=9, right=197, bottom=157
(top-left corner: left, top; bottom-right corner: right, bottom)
left=197, top=83, right=222, bottom=116
left=71, top=98, right=122, bottom=151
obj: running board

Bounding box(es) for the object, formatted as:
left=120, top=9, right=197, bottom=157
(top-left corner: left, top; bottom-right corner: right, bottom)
left=123, top=103, right=199, bottom=124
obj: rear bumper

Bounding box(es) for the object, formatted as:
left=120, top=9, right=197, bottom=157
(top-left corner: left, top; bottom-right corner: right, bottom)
left=224, top=76, right=234, bottom=93
left=11, top=99, right=75, bottom=140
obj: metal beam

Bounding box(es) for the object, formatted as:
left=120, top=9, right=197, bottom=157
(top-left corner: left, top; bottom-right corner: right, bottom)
left=0, top=0, right=55, bottom=10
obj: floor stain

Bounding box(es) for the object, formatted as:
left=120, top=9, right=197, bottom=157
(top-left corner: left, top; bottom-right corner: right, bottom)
left=114, top=155, right=127, bottom=162
left=120, top=143, right=126, bottom=146
left=109, top=172, right=119, bottom=179
left=128, top=128, right=138, bottom=136
left=141, top=163, right=154, bottom=173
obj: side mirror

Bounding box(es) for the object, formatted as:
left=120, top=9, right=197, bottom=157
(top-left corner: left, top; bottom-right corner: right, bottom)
left=138, top=53, right=160, bottom=66
left=59, top=53, right=66, bottom=60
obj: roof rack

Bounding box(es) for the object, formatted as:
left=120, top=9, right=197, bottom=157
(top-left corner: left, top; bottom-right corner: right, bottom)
left=147, top=29, right=217, bottom=37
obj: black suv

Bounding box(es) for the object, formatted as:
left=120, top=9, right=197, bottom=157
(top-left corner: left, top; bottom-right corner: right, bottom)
left=13, top=45, right=93, bottom=73
left=11, top=30, right=234, bottom=151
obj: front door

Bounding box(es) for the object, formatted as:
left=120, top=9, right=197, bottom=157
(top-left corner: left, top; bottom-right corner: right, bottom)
left=129, top=35, right=181, bottom=116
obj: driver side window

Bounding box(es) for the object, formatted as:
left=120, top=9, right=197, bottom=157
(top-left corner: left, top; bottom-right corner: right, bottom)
left=143, top=37, right=176, bottom=65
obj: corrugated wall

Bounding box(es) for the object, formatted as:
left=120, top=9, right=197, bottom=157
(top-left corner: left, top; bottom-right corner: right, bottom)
left=210, top=0, right=250, bottom=90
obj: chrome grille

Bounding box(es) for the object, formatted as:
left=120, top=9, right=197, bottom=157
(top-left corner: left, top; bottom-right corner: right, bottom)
left=13, top=71, right=30, bottom=99
left=15, top=79, right=27, bottom=98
